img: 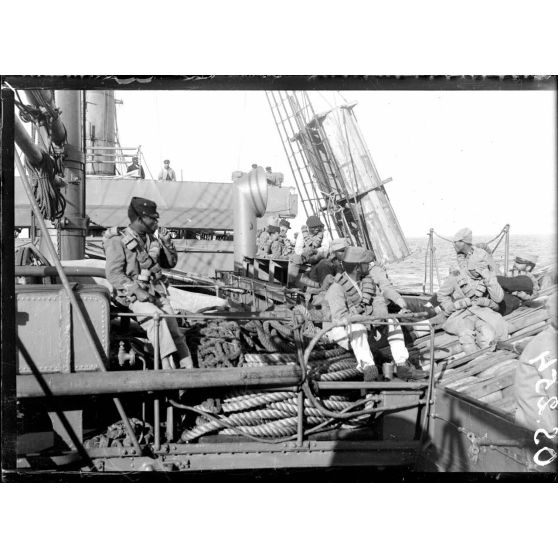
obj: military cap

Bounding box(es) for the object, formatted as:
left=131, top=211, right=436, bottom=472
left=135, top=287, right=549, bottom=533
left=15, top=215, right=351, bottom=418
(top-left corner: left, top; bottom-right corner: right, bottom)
left=330, top=237, right=351, bottom=252
left=453, top=227, right=473, bottom=244
left=267, top=225, right=280, bottom=234
left=130, top=197, right=159, bottom=219
left=279, top=219, right=291, bottom=229
left=306, top=215, right=324, bottom=228
left=164, top=159, right=170, bottom=164
left=515, top=253, right=538, bottom=265
left=342, top=246, right=374, bottom=264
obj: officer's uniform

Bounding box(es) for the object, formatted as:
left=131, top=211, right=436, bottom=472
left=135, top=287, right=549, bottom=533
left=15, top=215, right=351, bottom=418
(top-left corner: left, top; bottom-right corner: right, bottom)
left=104, top=197, right=192, bottom=368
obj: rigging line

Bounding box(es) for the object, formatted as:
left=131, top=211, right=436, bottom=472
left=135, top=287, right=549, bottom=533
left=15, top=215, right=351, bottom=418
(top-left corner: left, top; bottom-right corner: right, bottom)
left=337, top=90, right=349, bottom=105
left=432, top=230, right=455, bottom=243
left=485, top=227, right=507, bottom=246
left=341, top=108, right=369, bottom=245
left=139, top=146, right=154, bottom=180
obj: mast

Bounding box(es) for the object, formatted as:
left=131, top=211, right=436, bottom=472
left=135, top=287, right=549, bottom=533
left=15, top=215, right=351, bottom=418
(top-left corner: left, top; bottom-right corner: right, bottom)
left=85, top=90, right=117, bottom=176
left=51, top=90, right=87, bottom=260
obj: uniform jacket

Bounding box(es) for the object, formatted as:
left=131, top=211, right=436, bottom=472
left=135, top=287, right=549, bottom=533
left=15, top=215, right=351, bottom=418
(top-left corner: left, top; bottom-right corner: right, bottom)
left=514, top=325, right=558, bottom=432
left=158, top=168, right=177, bottom=181
left=280, top=232, right=294, bottom=256
left=368, top=263, right=406, bottom=308
left=324, top=273, right=387, bottom=325
left=293, top=228, right=330, bottom=259
left=104, top=226, right=177, bottom=306
left=438, top=271, right=508, bottom=340
left=456, top=245, right=493, bottom=276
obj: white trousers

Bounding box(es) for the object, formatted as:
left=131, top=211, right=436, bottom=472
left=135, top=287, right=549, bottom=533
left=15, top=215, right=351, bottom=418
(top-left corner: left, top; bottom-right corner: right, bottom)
left=387, top=319, right=409, bottom=365
left=129, top=298, right=191, bottom=364
left=326, top=323, right=375, bottom=368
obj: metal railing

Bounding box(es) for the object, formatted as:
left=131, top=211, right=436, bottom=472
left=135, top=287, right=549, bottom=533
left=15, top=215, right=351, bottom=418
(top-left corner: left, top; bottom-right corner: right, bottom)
left=423, top=224, right=511, bottom=295
left=86, top=145, right=143, bottom=177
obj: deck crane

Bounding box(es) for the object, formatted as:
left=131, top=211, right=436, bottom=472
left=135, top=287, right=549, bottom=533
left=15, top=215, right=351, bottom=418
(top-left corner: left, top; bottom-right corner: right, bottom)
left=266, top=91, right=410, bottom=264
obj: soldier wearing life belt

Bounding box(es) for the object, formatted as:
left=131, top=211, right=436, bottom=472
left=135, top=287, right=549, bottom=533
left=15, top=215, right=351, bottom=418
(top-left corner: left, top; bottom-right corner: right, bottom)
left=256, top=225, right=284, bottom=258
left=437, top=227, right=508, bottom=355
left=279, top=219, right=294, bottom=256
left=103, top=197, right=193, bottom=370
left=318, top=246, right=417, bottom=380
left=288, top=215, right=330, bottom=286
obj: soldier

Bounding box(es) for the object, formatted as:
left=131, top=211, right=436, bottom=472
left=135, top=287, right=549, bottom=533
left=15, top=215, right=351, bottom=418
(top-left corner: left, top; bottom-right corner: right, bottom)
left=103, top=197, right=193, bottom=369
left=364, top=258, right=414, bottom=372
left=437, top=243, right=508, bottom=354
left=496, top=252, right=540, bottom=315
left=288, top=215, right=330, bottom=285
left=158, top=159, right=176, bottom=181
left=514, top=292, right=557, bottom=433
left=126, top=156, right=145, bottom=179
left=256, top=227, right=270, bottom=254
left=453, top=227, right=494, bottom=274
left=279, top=219, right=294, bottom=256
left=306, top=237, right=350, bottom=286
left=257, top=225, right=282, bottom=257
left=323, top=246, right=381, bottom=379
left=367, top=259, right=409, bottom=312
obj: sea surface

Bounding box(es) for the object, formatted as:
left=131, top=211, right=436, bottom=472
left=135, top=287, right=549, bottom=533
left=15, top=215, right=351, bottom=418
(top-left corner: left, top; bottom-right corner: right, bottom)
left=385, top=233, right=556, bottom=292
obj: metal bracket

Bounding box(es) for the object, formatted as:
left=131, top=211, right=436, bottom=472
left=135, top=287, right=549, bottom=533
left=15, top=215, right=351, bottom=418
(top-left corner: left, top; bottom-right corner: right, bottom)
left=61, top=216, right=89, bottom=231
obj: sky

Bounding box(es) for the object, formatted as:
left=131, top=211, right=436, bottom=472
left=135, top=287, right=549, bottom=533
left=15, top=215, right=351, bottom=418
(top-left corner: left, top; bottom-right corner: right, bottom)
left=115, top=88, right=556, bottom=239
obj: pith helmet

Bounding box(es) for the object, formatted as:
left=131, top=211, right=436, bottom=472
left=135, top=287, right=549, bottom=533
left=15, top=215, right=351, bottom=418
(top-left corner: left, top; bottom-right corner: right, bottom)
left=454, top=227, right=472, bottom=244
left=342, top=246, right=374, bottom=264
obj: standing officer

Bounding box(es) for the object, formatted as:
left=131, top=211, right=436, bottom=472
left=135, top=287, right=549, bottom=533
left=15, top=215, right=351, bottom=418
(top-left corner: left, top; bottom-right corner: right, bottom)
left=103, top=197, right=193, bottom=369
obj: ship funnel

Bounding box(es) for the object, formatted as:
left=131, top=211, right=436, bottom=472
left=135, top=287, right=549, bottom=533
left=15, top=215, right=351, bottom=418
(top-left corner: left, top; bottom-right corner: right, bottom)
left=233, top=167, right=268, bottom=273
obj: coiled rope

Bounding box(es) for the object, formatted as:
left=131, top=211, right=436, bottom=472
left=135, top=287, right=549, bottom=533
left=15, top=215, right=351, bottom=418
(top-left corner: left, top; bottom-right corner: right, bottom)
left=25, top=152, right=66, bottom=221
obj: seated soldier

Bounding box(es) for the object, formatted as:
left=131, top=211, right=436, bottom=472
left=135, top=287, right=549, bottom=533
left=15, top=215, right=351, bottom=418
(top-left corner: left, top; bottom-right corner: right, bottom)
left=257, top=225, right=282, bottom=258
left=300, top=237, right=350, bottom=292
left=256, top=227, right=270, bottom=255
left=104, top=197, right=193, bottom=369
left=323, top=246, right=419, bottom=379
left=279, top=219, right=294, bottom=256
left=288, top=215, right=330, bottom=286
left=437, top=254, right=508, bottom=354
left=364, top=258, right=415, bottom=374
left=514, top=292, right=557, bottom=434
left=496, top=253, right=540, bottom=315
left=367, top=258, right=409, bottom=312
left=323, top=246, right=381, bottom=379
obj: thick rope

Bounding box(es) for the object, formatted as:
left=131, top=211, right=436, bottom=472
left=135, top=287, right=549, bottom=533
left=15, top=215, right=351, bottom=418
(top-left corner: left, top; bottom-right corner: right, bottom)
left=220, top=416, right=324, bottom=438
left=181, top=408, right=293, bottom=442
